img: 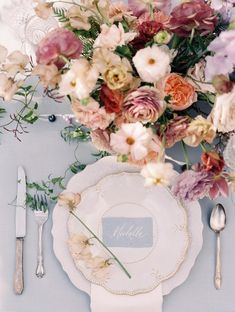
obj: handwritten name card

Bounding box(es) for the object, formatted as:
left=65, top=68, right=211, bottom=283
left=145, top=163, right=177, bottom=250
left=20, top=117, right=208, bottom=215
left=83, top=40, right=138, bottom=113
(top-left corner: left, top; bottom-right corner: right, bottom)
left=102, top=217, right=153, bottom=248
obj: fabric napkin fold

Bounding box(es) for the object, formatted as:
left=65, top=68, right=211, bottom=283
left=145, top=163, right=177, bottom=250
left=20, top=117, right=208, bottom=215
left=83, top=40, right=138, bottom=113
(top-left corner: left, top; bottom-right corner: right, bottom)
left=90, top=283, right=163, bottom=312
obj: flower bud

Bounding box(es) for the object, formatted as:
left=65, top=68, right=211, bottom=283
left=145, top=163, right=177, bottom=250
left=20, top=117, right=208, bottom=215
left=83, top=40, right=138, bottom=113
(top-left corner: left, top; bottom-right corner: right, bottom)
left=212, top=74, right=234, bottom=94
left=153, top=31, right=172, bottom=44
left=228, top=20, right=235, bottom=30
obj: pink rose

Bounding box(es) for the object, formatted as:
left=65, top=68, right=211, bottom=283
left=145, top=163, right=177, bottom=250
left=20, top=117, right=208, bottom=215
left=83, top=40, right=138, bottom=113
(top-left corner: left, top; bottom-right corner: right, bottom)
left=36, top=28, right=83, bottom=68
left=123, top=86, right=166, bottom=123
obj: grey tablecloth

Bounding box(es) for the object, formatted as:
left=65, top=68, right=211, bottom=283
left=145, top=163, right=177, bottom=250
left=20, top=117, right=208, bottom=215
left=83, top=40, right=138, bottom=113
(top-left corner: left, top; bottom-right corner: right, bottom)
left=1, top=98, right=235, bottom=312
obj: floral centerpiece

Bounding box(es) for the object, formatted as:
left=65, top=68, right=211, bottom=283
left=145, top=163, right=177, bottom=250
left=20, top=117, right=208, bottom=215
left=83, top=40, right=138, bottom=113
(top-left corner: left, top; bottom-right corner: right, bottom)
left=0, top=0, right=235, bottom=203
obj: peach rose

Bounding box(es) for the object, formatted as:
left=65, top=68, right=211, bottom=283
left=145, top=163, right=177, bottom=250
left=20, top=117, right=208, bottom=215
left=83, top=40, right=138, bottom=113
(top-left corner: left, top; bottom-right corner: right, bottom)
left=163, top=73, right=197, bottom=111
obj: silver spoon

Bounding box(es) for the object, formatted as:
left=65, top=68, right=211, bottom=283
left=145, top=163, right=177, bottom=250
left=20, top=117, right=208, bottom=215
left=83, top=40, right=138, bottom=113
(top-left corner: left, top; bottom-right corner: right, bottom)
left=210, top=203, right=226, bottom=289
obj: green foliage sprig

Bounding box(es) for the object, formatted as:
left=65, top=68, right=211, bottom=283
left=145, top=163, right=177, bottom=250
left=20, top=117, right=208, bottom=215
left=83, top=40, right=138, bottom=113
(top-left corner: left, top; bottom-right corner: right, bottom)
left=0, top=85, right=39, bottom=140
left=0, top=107, right=6, bottom=117
left=53, top=7, right=69, bottom=23
left=61, top=124, right=90, bottom=143
left=26, top=175, right=66, bottom=210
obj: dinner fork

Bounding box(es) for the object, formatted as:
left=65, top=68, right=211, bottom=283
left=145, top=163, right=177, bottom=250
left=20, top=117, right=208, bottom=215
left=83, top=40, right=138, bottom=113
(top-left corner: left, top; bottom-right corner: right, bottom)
left=34, top=194, right=48, bottom=278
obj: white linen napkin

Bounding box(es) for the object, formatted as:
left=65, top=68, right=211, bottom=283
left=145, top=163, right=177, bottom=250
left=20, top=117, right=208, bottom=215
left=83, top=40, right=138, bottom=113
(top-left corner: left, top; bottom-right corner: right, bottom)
left=90, top=284, right=163, bottom=312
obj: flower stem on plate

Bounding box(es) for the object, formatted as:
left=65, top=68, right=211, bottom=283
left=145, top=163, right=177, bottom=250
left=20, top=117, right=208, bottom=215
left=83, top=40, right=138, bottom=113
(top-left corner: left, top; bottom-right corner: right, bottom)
left=70, top=211, right=131, bottom=279
left=181, top=141, right=190, bottom=170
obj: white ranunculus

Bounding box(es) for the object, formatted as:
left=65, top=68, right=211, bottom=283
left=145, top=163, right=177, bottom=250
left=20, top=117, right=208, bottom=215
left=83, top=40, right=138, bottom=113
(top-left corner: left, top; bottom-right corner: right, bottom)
left=141, top=162, right=177, bottom=187
left=133, top=45, right=171, bottom=83
left=110, top=122, right=152, bottom=161
left=208, top=87, right=235, bottom=133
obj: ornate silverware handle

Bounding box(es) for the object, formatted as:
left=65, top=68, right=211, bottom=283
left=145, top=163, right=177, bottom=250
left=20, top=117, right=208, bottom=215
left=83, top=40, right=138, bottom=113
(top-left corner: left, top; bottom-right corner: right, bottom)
left=14, top=238, right=24, bottom=295
left=36, top=224, right=45, bottom=278
left=215, top=232, right=222, bottom=289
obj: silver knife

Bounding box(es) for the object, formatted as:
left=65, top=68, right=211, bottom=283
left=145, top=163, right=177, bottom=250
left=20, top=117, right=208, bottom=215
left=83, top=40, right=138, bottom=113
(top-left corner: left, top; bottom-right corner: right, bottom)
left=14, top=166, right=26, bottom=295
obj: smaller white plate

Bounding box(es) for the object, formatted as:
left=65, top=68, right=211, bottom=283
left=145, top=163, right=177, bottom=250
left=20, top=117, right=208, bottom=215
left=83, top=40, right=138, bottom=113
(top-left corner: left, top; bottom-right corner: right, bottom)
left=67, top=172, right=189, bottom=295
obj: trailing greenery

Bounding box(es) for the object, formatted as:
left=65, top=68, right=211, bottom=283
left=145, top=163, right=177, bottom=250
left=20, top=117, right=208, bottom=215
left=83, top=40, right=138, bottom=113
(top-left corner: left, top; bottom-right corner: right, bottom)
left=15, top=85, right=39, bottom=124
left=61, top=124, right=90, bottom=143
left=0, top=85, right=40, bottom=140
left=0, top=107, right=6, bottom=117
left=26, top=175, right=66, bottom=210
left=69, top=161, right=87, bottom=174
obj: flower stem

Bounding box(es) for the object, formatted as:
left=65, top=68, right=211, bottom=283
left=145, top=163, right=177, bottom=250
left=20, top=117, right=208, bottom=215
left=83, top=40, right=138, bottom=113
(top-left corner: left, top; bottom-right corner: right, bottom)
left=189, top=28, right=195, bottom=44
left=149, top=1, right=154, bottom=20
left=200, top=142, right=207, bottom=152
left=181, top=141, right=190, bottom=170
left=70, top=211, right=131, bottom=279
left=94, top=1, right=111, bottom=25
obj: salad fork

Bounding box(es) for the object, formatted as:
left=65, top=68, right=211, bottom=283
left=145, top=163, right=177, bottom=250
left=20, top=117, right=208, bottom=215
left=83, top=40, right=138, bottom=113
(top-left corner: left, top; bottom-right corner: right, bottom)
left=34, top=194, right=48, bottom=278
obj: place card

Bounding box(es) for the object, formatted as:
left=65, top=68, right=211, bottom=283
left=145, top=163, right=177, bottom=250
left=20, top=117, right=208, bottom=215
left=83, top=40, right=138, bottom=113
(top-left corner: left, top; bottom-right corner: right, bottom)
left=102, top=217, right=153, bottom=248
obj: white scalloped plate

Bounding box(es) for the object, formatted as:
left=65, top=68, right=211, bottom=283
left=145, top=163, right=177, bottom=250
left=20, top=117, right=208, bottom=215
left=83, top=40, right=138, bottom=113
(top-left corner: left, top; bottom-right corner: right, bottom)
left=52, top=156, right=203, bottom=296
left=67, top=172, right=189, bottom=295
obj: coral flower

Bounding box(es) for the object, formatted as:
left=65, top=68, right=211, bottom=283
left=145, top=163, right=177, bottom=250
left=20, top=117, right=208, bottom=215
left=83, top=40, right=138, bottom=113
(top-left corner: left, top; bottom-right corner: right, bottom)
left=163, top=73, right=197, bottom=111
left=201, top=151, right=225, bottom=174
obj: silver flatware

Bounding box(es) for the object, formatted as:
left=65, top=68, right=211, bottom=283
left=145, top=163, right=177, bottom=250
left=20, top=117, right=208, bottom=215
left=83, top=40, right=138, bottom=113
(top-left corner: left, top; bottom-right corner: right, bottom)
left=34, top=194, right=48, bottom=278
left=14, top=166, right=26, bottom=295
left=210, top=203, right=226, bottom=290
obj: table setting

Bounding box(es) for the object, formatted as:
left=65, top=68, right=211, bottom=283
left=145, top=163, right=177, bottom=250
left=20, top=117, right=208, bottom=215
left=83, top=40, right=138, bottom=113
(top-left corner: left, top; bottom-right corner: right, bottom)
left=1, top=0, right=235, bottom=311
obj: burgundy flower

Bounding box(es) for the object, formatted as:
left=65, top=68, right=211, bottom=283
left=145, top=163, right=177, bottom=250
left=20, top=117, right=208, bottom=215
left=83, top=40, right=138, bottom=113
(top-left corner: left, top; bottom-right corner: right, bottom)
left=139, top=21, right=162, bottom=39
left=129, top=35, right=148, bottom=50
left=130, top=11, right=169, bottom=49
left=201, top=151, right=225, bottom=174
left=169, top=0, right=218, bottom=37
left=165, top=116, right=191, bottom=148
left=123, top=86, right=166, bottom=123
left=36, top=28, right=83, bottom=68
left=100, top=84, right=123, bottom=113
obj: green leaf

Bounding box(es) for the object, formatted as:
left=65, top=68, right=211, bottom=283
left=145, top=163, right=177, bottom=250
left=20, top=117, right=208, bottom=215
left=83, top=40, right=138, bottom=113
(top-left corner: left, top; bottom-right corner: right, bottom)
left=53, top=7, right=69, bottom=23
left=70, top=162, right=86, bottom=174
left=15, top=92, right=26, bottom=97
left=164, top=95, right=172, bottom=104
left=120, top=19, right=129, bottom=32
left=0, top=107, right=6, bottom=118
left=22, top=110, right=38, bottom=124
left=115, top=45, right=132, bottom=59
